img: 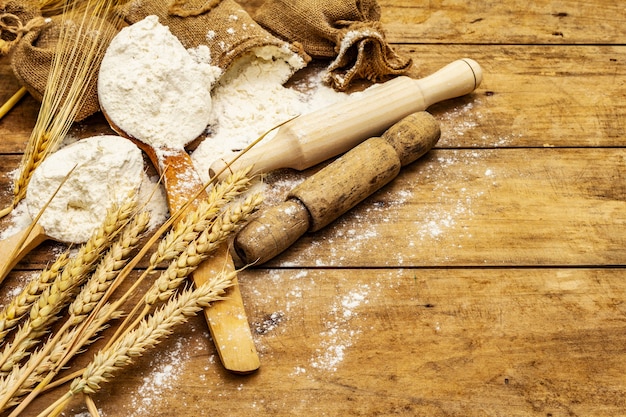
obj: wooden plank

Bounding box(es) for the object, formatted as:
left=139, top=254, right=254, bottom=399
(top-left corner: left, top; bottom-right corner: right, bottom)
left=261, top=148, right=626, bottom=268
left=1, top=147, right=624, bottom=269
left=379, top=0, right=626, bottom=44
left=399, top=44, right=626, bottom=149
left=10, top=267, right=626, bottom=416
left=2, top=45, right=625, bottom=153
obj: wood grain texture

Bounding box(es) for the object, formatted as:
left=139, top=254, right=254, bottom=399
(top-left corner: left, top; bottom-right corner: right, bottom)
left=5, top=268, right=625, bottom=417
left=0, top=0, right=624, bottom=416
left=259, top=147, right=626, bottom=268
left=379, top=0, right=626, bottom=44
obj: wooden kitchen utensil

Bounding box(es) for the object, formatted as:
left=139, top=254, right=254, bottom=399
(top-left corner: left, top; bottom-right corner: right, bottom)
left=98, top=22, right=259, bottom=373
left=0, top=224, right=49, bottom=284
left=100, top=115, right=260, bottom=373
left=210, top=58, right=481, bottom=179
left=233, top=111, right=440, bottom=266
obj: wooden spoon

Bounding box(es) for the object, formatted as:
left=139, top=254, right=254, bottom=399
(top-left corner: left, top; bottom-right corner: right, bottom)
left=0, top=224, right=49, bottom=285
left=0, top=137, right=143, bottom=285
left=97, top=16, right=259, bottom=373
left=104, top=116, right=260, bottom=373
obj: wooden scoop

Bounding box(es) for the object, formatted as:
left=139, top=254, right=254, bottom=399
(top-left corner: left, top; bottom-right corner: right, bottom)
left=103, top=114, right=260, bottom=374
left=0, top=224, right=49, bottom=285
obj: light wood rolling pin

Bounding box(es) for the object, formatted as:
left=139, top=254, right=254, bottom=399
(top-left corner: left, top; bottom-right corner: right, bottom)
left=210, top=58, right=481, bottom=179
left=232, top=111, right=440, bottom=266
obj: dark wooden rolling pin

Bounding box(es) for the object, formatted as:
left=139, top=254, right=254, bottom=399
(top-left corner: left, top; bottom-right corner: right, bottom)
left=232, top=111, right=440, bottom=266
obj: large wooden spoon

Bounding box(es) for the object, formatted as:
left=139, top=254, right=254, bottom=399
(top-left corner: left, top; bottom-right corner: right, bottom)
left=0, top=136, right=144, bottom=285
left=118, top=130, right=260, bottom=374
left=98, top=17, right=259, bottom=373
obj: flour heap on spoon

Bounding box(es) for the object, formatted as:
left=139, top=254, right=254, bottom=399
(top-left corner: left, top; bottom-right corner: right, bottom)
left=98, top=15, right=221, bottom=151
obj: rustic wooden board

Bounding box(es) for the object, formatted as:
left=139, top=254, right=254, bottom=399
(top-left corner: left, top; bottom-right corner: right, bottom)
left=0, top=1, right=624, bottom=416
left=8, top=267, right=626, bottom=417
left=259, top=147, right=626, bottom=268
left=379, top=0, right=626, bottom=44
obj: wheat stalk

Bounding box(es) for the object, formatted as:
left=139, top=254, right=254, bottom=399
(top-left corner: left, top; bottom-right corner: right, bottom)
left=2, top=0, right=121, bottom=218
left=37, top=270, right=235, bottom=417
left=0, top=252, right=70, bottom=344
left=0, top=199, right=136, bottom=374
left=2, top=167, right=258, bottom=414
left=107, top=189, right=262, bottom=355
left=24, top=184, right=261, bottom=411
left=150, top=167, right=252, bottom=266
left=0, top=205, right=144, bottom=412
left=147, top=192, right=263, bottom=307
left=68, top=211, right=150, bottom=325
left=102, top=168, right=256, bottom=346
left=0, top=303, right=122, bottom=413
left=0, top=87, right=28, bottom=121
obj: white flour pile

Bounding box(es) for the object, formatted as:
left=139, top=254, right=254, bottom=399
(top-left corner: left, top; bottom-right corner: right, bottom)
left=24, top=135, right=166, bottom=243
left=98, top=15, right=221, bottom=150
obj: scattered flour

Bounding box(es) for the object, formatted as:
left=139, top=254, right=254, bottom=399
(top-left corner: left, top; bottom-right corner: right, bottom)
left=310, top=284, right=370, bottom=372
left=98, top=15, right=221, bottom=150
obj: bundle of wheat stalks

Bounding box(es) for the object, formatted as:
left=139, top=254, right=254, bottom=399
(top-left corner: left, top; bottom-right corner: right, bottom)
left=0, top=0, right=127, bottom=218
left=0, top=166, right=262, bottom=417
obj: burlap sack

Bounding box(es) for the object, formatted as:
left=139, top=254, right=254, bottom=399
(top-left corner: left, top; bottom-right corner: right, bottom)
left=254, top=0, right=412, bottom=91
left=10, top=14, right=119, bottom=121
left=117, top=0, right=310, bottom=71
left=0, top=0, right=44, bottom=54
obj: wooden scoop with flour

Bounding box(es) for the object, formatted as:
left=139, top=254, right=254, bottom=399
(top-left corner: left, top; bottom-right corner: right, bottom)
left=0, top=136, right=145, bottom=285
left=98, top=16, right=259, bottom=373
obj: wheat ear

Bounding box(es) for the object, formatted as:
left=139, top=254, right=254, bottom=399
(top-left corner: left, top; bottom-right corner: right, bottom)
left=107, top=169, right=254, bottom=344
left=68, top=211, right=151, bottom=326
left=38, top=271, right=236, bottom=417
left=0, top=252, right=70, bottom=344
left=0, top=210, right=150, bottom=411
left=147, top=192, right=263, bottom=305
left=0, top=303, right=122, bottom=414
left=0, top=200, right=136, bottom=373
left=108, top=190, right=262, bottom=352
left=4, top=0, right=120, bottom=217
left=150, top=167, right=252, bottom=266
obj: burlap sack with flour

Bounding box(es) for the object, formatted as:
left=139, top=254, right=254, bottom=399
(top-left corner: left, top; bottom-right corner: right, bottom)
left=254, top=0, right=412, bottom=91
left=9, top=13, right=119, bottom=121
left=117, top=0, right=310, bottom=72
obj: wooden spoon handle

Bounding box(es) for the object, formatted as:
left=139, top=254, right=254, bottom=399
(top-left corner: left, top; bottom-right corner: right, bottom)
left=159, top=150, right=260, bottom=374
left=0, top=224, right=48, bottom=285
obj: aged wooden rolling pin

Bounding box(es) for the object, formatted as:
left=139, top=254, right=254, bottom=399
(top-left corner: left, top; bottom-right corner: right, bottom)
left=232, top=111, right=440, bottom=266
left=210, top=58, right=480, bottom=179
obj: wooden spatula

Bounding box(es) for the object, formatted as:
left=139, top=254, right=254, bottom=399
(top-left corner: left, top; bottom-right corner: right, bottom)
left=151, top=147, right=260, bottom=373
left=0, top=224, right=49, bottom=285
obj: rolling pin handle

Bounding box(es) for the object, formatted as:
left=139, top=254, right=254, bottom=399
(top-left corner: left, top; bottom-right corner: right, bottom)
left=234, top=199, right=311, bottom=266
left=416, top=58, right=483, bottom=108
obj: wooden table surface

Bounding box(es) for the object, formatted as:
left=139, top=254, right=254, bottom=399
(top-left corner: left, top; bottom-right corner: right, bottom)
left=1, top=1, right=625, bottom=416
